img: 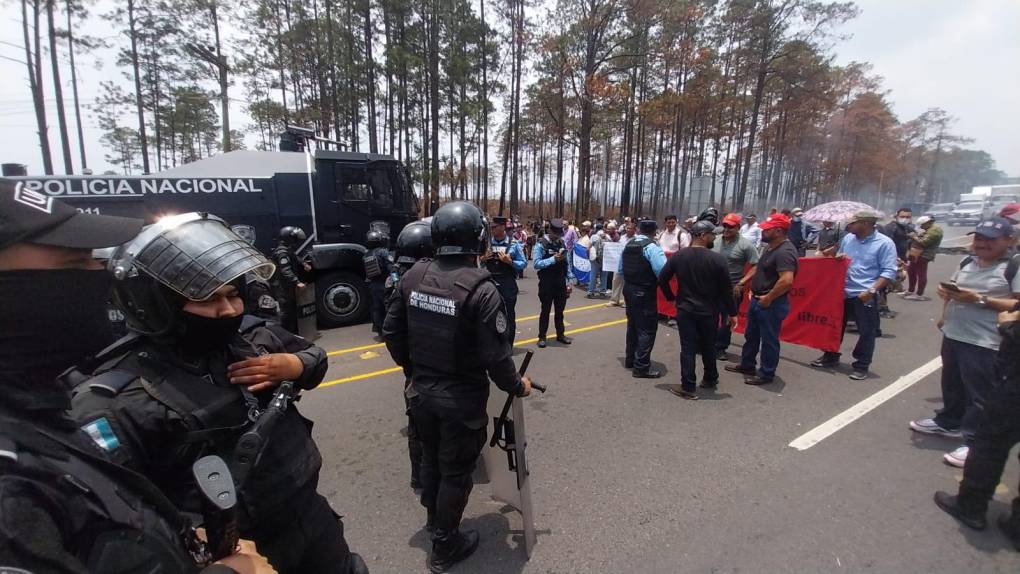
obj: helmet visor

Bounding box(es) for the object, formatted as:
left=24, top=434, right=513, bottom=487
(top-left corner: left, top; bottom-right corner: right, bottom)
left=120, top=214, right=275, bottom=301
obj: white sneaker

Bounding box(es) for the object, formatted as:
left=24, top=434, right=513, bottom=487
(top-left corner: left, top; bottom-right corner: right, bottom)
left=944, top=446, right=969, bottom=468
left=909, top=418, right=963, bottom=438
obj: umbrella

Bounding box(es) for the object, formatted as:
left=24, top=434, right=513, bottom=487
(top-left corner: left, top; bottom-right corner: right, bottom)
left=802, top=201, right=883, bottom=223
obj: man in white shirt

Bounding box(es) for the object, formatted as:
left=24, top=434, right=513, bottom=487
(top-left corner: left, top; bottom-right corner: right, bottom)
left=610, top=219, right=637, bottom=306
left=740, top=214, right=762, bottom=247
left=656, top=215, right=689, bottom=253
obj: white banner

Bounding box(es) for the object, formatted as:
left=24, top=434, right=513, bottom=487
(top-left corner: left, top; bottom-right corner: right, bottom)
left=602, top=242, right=624, bottom=272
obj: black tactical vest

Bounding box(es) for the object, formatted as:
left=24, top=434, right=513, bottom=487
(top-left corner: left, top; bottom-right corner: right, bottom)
left=363, top=247, right=389, bottom=281
left=72, top=324, right=321, bottom=524
left=537, top=237, right=568, bottom=287
left=622, top=237, right=657, bottom=287
left=400, top=260, right=492, bottom=375
left=0, top=411, right=202, bottom=573
left=485, top=238, right=516, bottom=279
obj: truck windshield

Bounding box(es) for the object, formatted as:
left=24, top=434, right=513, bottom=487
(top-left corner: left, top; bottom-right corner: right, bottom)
left=956, top=202, right=983, bottom=210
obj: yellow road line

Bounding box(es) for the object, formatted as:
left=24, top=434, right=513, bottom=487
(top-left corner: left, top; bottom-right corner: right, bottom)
left=319, top=317, right=628, bottom=388
left=326, top=301, right=612, bottom=356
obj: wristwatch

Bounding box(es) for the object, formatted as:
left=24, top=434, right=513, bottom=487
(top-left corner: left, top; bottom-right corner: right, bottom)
left=976, top=295, right=989, bottom=308
left=867, top=287, right=878, bottom=295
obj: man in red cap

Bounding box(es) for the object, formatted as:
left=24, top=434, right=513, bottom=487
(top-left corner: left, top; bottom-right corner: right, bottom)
left=725, top=213, right=798, bottom=385
left=713, top=213, right=759, bottom=358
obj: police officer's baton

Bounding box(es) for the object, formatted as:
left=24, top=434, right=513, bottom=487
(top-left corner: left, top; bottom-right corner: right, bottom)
left=192, top=455, right=240, bottom=562
left=491, top=350, right=545, bottom=448
left=232, top=380, right=296, bottom=487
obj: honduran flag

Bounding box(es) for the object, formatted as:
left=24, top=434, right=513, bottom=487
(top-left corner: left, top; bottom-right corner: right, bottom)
left=572, top=243, right=591, bottom=285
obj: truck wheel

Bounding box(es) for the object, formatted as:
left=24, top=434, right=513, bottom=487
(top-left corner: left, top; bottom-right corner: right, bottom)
left=316, top=271, right=369, bottom=328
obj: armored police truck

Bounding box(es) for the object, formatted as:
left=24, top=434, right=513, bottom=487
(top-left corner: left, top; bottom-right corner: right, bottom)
left=9, top=140, right=419, bottom=328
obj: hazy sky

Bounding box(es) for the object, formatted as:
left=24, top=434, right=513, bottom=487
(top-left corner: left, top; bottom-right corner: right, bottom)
left=0, top=0, right=1016, bottom=176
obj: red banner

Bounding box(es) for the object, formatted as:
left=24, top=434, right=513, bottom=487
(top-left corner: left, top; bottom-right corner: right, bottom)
left=656, top=255, right=850, bottom=353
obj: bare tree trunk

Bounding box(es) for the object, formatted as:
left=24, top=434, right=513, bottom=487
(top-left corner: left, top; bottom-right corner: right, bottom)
left=66, top=0, right=87, bottom=170
left=363, top=0, right=378, bottom=152
left=46, top=0, right=72, bottom=173
left=427, top=0, right=440, bottom=214
left=480, top=0, right=489, bottom=208
left=127, top=0, right=150, bottom=173
left=23, top=0, right=52, bottom=174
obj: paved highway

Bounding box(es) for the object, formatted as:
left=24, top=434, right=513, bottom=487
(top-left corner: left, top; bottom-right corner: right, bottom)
left=298, top=249, right=1019, bottom=573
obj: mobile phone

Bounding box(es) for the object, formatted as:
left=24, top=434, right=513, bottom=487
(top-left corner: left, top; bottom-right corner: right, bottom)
left=939, top=281, right=960, bottom=292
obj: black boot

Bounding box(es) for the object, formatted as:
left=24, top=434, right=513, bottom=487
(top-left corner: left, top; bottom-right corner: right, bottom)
left=427, top=529, right=480, bottom=573
left=998, top=499, right=1020, bottom=551
left=934, top=491, right=987, bottom=530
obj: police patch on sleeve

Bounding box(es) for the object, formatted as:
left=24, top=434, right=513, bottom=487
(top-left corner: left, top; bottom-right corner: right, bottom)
left=258, top=294, right=279, bottom=310
left=81, top=417, right=120, bottom=452
left=495, top=311, right=508, bottom=334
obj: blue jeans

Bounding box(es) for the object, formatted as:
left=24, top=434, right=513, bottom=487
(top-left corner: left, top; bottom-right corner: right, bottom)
left=587, top=260, right=607, bottom=295
left=821, top=296, right=880, bottom=371
left=739, top=296, right=790, bottom=380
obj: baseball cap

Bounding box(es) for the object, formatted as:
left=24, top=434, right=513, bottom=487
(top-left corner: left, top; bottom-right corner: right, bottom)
left=847, top=209, right=880, bottom=224
left=638, top=218, right=657, bottom=234
left=791, top=207, right=804, bottom=216
left=491, top=216, right=508, bottom=226
left=691, top=220, right=723, bottom=236
left=999, top=203, right=1020, bottom=223
left=758, top=213, right=791, bottom=231
left=549, top=218, right=565, bottom=232
left=968, top=217, right=1016, bottom=239
left=0, top=180, right=144, bottom=251
left=915, top=215, right=933, bottom=226
left=721, top=213, right=742, bottom=227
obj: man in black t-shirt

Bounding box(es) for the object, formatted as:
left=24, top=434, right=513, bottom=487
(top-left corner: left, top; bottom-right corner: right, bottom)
left=725, top=213, right=799, bottom=385
left=658, top=221, right=737, bottom=400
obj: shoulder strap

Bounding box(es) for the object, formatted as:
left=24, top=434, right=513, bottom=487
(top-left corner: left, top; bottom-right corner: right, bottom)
left=958, top=254, right=1018, bottom=285
left=240, top=314, right=269, bottom=334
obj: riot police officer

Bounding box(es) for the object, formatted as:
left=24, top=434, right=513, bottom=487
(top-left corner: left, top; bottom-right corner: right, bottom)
left=533, top=218, right=573, bottom=348
left=0, top=185, right=269, bottom=573
left=271, top=225, right=311, bottom=332
left=621, top=218, right=668, bottom=378
left=70, top=213, right=366, bottom=574
left=364, top=229, right=392, bottom=336
left=387, top=220, right=435, bottom=490
left=485, top=216, right=527, bottom=345
left=382, top=201, right=533, bottom=573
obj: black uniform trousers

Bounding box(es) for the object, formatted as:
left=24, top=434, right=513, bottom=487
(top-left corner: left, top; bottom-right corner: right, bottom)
left=409, top=396, right=488, bottom=537
left=271, top=277, right=299, bottom=333
left=957, top=382, right=1020, bottom=515
left=247, top=478, right=360, bottom=574
left=369, top=279, right=387, bottom=333
left=492, top=274, right=519, bottom=345
left=623, top=283, right=658, bottom=372
left=678, top=311, right=720, bottom=391
left=538, top=282, right=566, bottom=340
left=404, top=380, right=423, bottom=486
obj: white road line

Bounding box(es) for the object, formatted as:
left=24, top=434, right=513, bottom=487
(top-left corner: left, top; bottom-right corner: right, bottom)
left=788, top=356, right=943, bottom=451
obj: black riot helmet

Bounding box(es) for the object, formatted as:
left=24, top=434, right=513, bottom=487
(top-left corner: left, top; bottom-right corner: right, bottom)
left=395, top=220, right=434, bottom=265
left=365, top=229, right=389, bottom=248
left=431, top=201, right=487, bottom=256
left=277, top=226, right=307, bottom=246
left=108, top=213, right=276, bottom=336
left=698, top=207, right=719, bottom=225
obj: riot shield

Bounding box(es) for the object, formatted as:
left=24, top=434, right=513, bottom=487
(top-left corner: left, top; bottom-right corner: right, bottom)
left=480, top=350, right=544, bottom=557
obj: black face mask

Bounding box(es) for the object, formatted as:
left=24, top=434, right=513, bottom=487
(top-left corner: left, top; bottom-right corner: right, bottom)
left=0, top=269, right=115, bottom=397
left=179, top=311, right=244, bottom=352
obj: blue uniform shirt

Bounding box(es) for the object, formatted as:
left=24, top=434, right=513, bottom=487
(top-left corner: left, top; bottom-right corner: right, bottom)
left=533, top=235, right=575, bottom=282
left=838, top=230, right=898, bottom=297
left=617, top=234, right=667, bottom=276
left=490, top=236, right=527, bottom=272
